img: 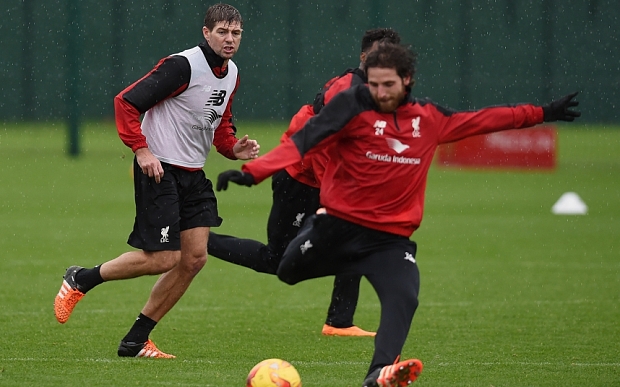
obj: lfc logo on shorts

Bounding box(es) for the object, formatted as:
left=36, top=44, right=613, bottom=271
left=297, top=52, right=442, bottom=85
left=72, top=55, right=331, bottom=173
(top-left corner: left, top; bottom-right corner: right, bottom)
left=293, top=213, right=305, bottom=227
left=160, top=226, right=170, bottom=243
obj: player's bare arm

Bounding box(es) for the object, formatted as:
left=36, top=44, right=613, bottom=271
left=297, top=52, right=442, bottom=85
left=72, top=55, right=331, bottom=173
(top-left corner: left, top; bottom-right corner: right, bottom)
left=233, top=134, right=260, bottom=160
left=135, top=147, right=164, bottom=184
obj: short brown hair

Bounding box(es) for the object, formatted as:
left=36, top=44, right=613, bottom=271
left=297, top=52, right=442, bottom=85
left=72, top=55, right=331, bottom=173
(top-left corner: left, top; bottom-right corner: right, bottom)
left=204, top=3, right=243, bottom=30
left=365, top=43, right=417, bottom=85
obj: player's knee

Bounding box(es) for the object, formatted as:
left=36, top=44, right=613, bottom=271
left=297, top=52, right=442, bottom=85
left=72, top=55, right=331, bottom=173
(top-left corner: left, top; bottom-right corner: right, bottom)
left=401, top=287, right=419, bottom=312
left=409, top=291, right=419, bottom=311
left=276, top=265, right=300, bottom=285
left=389, top=282, right=419, bottom=311
left=192, top=255, right=208, bottom=274
left=148, top=250, right=182, bottom=273
left=263, top=256, right=280, bottom=275
left=179, top=252, right=207, bottom=277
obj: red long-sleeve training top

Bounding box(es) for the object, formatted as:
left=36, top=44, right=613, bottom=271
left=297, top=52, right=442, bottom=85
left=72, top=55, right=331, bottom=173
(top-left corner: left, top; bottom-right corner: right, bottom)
left=242, top=85, right=544, bottom=237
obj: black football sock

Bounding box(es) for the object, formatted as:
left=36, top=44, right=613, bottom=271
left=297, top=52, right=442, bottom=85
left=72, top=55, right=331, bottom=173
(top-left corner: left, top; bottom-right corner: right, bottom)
left=324, top=274, right=361, bottom=328
left=122, top=313, right=157, bottom=344
left=74, top=265, right=104, bottom=293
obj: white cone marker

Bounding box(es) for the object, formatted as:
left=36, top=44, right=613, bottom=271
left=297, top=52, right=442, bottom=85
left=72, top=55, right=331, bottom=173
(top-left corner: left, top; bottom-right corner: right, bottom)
left=552, top=192, right=588, bottom=215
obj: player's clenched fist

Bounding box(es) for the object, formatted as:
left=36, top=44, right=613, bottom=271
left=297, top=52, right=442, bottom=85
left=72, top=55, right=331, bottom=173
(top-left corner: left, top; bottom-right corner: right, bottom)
left=216, top=170, right=255, bottom=191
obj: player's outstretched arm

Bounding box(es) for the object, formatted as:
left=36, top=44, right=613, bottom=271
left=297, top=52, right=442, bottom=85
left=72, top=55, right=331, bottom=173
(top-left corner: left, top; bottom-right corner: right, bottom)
left=216, top=170, right=255, bottom=191
left=542, top=92, right=581, bottom=122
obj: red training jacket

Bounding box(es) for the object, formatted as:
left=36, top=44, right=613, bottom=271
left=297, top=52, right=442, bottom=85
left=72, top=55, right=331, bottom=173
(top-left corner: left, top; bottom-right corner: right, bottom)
left=242, top=85, right=544, bottom=237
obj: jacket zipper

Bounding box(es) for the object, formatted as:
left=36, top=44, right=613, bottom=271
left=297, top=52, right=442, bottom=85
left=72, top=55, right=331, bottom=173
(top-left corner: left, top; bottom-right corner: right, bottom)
left=392, top=111, right=401, bottom=132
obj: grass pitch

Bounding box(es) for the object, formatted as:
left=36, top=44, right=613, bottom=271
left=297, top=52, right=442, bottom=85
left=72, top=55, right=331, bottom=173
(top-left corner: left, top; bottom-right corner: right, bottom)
left=0, top=121, right=618, bottom=386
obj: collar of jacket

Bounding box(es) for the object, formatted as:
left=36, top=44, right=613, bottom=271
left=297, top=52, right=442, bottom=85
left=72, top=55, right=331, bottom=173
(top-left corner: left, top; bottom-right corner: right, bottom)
left=198, top=40, right=229, bottom=78
left=400, top=87, right=414, bottom=106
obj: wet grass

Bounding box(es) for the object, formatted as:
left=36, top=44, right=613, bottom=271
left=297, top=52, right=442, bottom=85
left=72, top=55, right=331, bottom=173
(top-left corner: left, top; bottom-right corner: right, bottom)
left=0, top=121, right=618, bottom=386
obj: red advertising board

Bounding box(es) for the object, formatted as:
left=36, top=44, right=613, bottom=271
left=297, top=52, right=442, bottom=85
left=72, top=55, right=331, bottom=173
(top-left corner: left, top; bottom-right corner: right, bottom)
left=436, top=126, right=557, bottom=169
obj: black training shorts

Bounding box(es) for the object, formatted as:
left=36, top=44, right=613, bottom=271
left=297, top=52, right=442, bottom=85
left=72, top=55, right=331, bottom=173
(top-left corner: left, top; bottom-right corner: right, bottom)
left=127, top=158, right=222, bottom=251
left=267, top=170, right=321, bottom=259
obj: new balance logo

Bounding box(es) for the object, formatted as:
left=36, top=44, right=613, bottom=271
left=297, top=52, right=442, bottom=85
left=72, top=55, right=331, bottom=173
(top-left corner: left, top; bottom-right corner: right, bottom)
left=203, top=107, right=222, bottom=126
left=404, top=252, right=416, bottom=263
left=293, top=213, right=305, bottom=227
left=300, top=240, right=313, bottom=254
left=374, top=120, right=387, bottom=135
left=160, top=226, right=169, bottom=243
left=205, top=90, right=227, bottom=106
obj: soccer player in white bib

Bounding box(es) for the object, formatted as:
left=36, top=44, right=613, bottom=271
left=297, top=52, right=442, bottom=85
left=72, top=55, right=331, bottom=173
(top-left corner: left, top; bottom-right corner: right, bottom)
left=54, top=3, right=259, bottom=358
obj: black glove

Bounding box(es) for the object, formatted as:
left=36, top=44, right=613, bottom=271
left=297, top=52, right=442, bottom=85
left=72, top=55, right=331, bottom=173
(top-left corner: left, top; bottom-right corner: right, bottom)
left=216, top=170, right=255, bottom=191
left=542, top=92, right=581, bottom=122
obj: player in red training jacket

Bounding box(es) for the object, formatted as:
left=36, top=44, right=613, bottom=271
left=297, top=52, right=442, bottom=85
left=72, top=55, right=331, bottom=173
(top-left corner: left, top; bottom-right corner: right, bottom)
left=208, top=28, right=400, bottom=337
left=217, top=43, right=580, bottom=387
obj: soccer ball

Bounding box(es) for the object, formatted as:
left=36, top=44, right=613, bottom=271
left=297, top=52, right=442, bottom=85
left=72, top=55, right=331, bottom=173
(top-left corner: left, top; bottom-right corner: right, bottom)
left=246, top=358, right=302, bottom=387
